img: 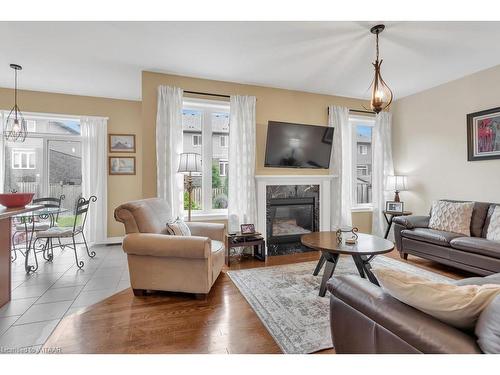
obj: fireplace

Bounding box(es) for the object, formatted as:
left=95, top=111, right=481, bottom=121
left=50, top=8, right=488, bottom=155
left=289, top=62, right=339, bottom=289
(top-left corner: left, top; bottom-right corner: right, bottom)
left=266, top=185, right=319, bottom=256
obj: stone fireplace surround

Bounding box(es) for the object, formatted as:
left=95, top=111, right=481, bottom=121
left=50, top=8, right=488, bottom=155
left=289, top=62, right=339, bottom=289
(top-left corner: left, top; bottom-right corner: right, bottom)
left=256, top=175, right=335, bottom=256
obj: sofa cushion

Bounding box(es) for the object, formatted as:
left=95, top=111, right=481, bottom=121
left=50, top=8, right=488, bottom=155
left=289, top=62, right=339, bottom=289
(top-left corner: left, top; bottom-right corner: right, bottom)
left=482, top=204, right=500, bottom=238
left=486, top=206, right=500, bottom=241
left=429, top=200, right=474, bottom=236
left=450, top=237, right=500, bottom=259
left=475, top=294, right=500, bottom=353
left=401, top=228, right=462, bottom=247
left=166, top=218, right=191, bottom=236
left=373, top=268, right=500, bottom=330
left=441, top=200, right=490, bottom=237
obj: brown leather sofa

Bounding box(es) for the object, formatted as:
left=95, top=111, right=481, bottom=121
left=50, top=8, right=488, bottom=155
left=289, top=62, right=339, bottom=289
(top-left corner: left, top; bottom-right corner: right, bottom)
left=114, top=198, right=226, bottom=298
left=393, top=200, right=500, bottom=275
left=327, top=273, right=500, bottom=354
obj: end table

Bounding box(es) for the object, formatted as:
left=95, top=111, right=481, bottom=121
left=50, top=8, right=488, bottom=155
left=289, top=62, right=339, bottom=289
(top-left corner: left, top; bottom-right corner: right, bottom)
left=383, top=210, right=412, bottom=239
left=224, top=232, right=266, bottom=267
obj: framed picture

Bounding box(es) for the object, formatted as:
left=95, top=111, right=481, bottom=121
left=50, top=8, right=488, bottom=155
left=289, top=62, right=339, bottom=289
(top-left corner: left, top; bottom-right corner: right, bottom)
left=386, top=201, right=404, bottom=213
left=109, top=156, right=136, bottom=175
left=240, top=223, right=255, bottom=234
left=467, top=107, right=500, bottom=161
left=109, top=134, right=136, bottom=153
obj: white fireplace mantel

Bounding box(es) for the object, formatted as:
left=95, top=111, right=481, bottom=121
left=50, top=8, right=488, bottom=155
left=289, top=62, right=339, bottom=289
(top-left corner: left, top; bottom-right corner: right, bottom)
left=255, top=174, right=337, bottom=254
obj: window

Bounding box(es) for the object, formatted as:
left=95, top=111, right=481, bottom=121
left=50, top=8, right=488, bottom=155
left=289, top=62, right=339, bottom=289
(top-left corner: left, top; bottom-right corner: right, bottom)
left=356, top=165, right=368, bottom=176
left=350, top=114, right=374, bottom=207
left=182, top=99, right=230, bottom=215
left=2, top=112, right=82, bottom=213
left=219, top=160, right=228, bottom=176
left=192, top=134, right=202, bottom=146
left=12, top=149, right=36, bottom=169
left=220, top=135, right=228, bottom=148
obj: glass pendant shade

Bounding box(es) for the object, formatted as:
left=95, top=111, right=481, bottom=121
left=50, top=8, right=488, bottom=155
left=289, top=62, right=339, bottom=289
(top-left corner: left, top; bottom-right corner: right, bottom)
left=4, top=64, right=27, bottom=142
left=368, top=25, right=393, bottom=114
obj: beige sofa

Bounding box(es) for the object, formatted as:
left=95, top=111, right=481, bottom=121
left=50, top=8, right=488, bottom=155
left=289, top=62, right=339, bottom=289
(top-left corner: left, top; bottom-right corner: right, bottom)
left=114, top=198, right=226, bottom=298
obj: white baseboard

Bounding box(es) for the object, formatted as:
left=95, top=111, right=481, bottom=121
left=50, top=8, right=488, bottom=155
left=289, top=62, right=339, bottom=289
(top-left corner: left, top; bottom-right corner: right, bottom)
left=96, top=236, right=123, bottom=246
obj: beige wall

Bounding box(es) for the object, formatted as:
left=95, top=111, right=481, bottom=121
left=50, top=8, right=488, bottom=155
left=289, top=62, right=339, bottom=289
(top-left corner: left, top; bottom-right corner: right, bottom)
left=141, top=71, right=371, bottom=231
left=0, top=88, right=142, bottom=237
left=392, top=64, right=500, bottom=215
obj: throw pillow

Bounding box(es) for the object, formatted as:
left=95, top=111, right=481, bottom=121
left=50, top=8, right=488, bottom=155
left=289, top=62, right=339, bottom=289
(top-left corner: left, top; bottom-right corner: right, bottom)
left=475, top=294, right=500, bottom=354
left=428, top=200, right=474, bottom=236
left=372, top=268, right=500, bottom=330
left=166, top=217, right=191, bottom=236
left=486, top=206, right=500, bottom=242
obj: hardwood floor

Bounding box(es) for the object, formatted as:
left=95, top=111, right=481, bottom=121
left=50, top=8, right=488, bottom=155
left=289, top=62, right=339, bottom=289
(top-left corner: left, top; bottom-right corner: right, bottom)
left=43, top=250, right=472, bottom=354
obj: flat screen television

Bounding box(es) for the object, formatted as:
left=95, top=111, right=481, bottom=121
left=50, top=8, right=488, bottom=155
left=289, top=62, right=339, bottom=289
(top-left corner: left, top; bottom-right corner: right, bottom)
left=264, top=121, right=334, bottom=169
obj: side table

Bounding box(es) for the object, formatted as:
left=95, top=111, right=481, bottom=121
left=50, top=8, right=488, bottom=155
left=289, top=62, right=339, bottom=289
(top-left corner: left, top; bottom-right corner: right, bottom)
left=383, top=210, right=412, bottom=239
left=224, top=233, right=266, bottom=267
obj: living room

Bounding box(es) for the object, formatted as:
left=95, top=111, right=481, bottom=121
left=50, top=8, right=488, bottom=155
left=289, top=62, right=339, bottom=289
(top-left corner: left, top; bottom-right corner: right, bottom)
left=1, top=1, right=499, bottom=373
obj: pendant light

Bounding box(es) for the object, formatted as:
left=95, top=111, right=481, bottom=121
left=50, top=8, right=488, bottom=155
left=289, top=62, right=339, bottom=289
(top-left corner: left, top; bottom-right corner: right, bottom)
left=368, top=24, right=393, bottom=113
left=4, top=64, right=27, bottom=142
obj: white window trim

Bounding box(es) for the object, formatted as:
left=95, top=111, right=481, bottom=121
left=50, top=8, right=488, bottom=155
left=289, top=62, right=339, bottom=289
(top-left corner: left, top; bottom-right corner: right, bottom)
left=350, top=115, right=375, bottom=210
left=220, top=135, right=228, bottom=148
left=182, top=98, right=230, bottom=216
left=219, top=160, right=228, bottom=177
left=192, top=134, right=202, bottom=147
left=11, top=149, right=36, bottom=170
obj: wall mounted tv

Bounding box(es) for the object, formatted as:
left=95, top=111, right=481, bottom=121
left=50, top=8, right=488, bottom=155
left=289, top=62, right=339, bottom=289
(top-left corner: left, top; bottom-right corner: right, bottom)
left=264, top=121, right=334, bottom=169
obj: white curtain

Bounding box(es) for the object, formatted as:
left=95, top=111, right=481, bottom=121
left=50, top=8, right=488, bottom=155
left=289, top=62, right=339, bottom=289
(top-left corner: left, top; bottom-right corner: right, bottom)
left=0, top=112, right=5, bottom=193
left=156, top=85, right=184, bottom=219
left=228, top=95, right=257, bottom=225
left=81, top=116, right=108, bottom=245
left=329, top=105, right=353, bottom=229
left=372, top=111, right=394, bottom=237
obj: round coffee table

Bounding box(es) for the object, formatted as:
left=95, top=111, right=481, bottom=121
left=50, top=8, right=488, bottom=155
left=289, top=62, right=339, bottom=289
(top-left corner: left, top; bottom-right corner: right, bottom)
left=301, top=232, right=394, bottom=296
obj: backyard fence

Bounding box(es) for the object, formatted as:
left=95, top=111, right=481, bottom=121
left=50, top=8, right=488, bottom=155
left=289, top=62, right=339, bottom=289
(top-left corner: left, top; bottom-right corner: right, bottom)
left=191, top=187, right=226, bottom=207
left=16, top=182, right=82, bottom=212
left=356, top=182, right=372, bottom=204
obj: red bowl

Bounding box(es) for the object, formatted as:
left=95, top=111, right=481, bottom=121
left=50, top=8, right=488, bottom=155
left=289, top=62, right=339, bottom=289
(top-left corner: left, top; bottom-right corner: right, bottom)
left=0, top=193, right=35, bottom=208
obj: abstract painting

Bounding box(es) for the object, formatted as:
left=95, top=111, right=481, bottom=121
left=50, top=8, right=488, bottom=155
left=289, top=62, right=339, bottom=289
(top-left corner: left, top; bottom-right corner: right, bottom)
left=467, top=107, right=500, bottom=161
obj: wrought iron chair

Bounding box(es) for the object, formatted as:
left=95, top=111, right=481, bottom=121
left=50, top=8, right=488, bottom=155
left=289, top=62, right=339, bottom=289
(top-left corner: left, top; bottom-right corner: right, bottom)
left=33, top=196, right=97, bottom=269
left=11, top=195, right=65, bottom=262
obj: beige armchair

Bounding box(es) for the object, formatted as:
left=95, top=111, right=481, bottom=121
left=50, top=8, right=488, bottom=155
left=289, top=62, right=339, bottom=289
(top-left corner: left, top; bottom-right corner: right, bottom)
left=114, top=198, right=225, bottom=298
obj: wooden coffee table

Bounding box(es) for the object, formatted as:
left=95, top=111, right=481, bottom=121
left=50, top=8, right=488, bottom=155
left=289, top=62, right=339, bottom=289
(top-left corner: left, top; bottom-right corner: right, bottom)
left=301, top=232, right=394, bottom=296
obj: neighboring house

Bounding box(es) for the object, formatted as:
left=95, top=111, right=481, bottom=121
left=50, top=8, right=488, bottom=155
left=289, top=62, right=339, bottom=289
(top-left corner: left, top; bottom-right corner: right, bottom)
left=355, top=131, right=372, bottom=204
left=182, top=110, right=229, bottom=187
left=3, top=119, right=82, bottom=198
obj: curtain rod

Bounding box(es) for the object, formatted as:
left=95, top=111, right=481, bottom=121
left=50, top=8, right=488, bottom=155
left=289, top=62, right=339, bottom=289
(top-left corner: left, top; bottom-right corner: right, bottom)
left=184, top=90, right=230, bottom=99
left=327, top=107, right=375, bottom=115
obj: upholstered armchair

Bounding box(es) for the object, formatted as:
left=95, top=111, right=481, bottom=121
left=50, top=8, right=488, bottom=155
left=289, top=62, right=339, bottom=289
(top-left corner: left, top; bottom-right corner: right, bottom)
left=114, top=198, right=225, bottom=298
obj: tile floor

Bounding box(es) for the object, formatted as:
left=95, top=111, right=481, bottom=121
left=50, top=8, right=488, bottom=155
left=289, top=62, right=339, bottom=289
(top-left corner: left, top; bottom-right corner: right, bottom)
left=0, top=243, right=129, bottom=353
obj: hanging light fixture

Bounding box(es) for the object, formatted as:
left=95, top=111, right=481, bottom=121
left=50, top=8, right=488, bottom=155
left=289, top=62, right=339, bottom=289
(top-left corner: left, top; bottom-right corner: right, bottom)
left=367, top=24, right=393, bottom=113
left=4, top=64, right=27, bottom=142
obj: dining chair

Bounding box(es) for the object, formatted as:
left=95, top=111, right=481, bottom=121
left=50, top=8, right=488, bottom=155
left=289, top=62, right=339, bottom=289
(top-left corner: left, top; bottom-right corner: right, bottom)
left=33, top=196, right=97, bottom=269
left=11, top=195, right=65, bottom=262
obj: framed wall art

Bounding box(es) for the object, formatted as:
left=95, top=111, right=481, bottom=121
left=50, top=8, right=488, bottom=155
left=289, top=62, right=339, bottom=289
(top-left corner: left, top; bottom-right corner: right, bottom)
left=467, top=107, right=500, bottom=161
left=109, top=134, right=136, bottom=153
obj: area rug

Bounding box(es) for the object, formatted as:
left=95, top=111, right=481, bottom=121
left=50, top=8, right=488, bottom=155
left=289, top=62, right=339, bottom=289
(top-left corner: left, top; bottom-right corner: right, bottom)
left=227, top=256, right=453, bottom=354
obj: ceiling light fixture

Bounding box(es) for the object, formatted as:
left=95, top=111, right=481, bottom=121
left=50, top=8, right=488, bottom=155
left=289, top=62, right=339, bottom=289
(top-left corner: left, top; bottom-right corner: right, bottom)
left=4, top=64, right=27, bottom=142
left=367, top=24, right=393, bottom=114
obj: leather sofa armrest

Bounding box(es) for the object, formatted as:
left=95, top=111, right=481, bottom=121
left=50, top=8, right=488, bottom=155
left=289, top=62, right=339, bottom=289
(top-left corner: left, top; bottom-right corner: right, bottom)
left=392, top=215, right=430, bottom=229
left=186, top=222, right=225, bottom=242
left=327, top=275, right=481, bottom=354
left=122, top=233, right=211, bottom=259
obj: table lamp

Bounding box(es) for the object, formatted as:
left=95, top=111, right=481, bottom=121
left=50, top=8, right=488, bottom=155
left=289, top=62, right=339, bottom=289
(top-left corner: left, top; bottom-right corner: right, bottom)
left=386, top=175, right=407, bottom=202
left=177, top=152, right=202, bottom=221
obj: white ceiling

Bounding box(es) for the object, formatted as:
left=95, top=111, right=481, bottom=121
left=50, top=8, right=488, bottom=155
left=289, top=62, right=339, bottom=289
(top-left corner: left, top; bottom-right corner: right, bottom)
left=0, top=21, right=499, bottom=101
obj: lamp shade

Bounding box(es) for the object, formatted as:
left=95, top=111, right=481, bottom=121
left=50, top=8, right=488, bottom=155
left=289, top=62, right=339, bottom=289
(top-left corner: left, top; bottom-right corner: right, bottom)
left=177, top=152, right=202, bottom=173
left=386, top=175, right=407, bottom=191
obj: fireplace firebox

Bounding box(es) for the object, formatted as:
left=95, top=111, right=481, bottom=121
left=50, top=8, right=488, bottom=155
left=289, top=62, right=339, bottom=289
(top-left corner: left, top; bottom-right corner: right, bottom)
left=266, top=185, right=319, bottom=256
